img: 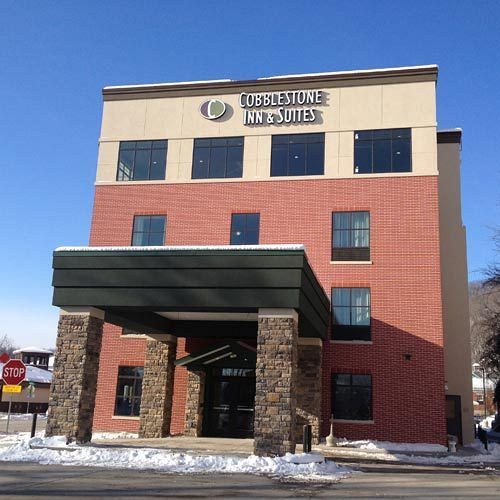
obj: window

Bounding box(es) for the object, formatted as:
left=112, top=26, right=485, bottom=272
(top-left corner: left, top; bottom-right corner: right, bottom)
left=192, top=137, right=244, bottom=179
left=117, top=140, right=168, bottom=181
left=332, top=288, right=371, bottom=341
left=354, top=128, right=411, bottom=174
left=114, top=366, right=143, bottom=417
left=230, top=213, right=260, bottom=245
left=332, top=373, right=372, bottom=420
left=332, top=211, right=370, bottom=261
left=271, top=133, right=324, bottom=176
left=132, top=215, right=166, bottom=246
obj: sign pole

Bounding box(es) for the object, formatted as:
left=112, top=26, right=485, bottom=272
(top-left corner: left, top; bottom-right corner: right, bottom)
left=6, top=394, right=12, bottom=434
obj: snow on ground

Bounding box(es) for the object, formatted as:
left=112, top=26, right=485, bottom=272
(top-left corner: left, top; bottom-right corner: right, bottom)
left=0, top=412, right=47, bottom=421
left=334, top=438, right=447, bottom=453
left=91, top=432, right=138, bottom=440
left=480, top=415, right=497, bottom=429
left=0, top=434, right=352, bottom=483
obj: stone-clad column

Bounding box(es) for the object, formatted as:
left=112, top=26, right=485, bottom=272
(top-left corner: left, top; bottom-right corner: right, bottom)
left=46, top=308, right=104, bottom=443
left=139, top=337, right=177, bottom=438
left=184, top=370, right=206, bottom=436
left=254, top=308, right=298, bottom=457
left=296, top=339, right=322, bottom=444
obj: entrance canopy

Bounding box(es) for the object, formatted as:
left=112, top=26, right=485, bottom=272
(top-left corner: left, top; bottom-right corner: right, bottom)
left=52, top=245, right=330, bottom=339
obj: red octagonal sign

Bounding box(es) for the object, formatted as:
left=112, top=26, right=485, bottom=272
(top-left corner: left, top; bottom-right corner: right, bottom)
left=2, top=359, right=27, bottom=385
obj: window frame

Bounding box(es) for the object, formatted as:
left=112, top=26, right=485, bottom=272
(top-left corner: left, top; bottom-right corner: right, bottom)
left=354, top=128, right=412, bottom=174
left=114, top=366, right=144, bottom=417
left=332, top=211, right=370, bottom=261
left=191, top=137, right=244, bottom=179
left=116, top=140, right=168, bottom=181
left=332, top=373, right=373, bottom=421
left=270, top=133, right=325, bottom=177
left=331, top=287, right=371, bottom=341
left=131, top=215, right=167, bottom=246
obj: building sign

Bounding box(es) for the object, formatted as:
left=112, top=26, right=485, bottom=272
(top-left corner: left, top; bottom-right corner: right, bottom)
left=239, top=90, right=323, bottom=126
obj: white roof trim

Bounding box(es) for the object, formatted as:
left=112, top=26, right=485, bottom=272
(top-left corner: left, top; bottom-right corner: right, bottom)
left=55, top=244, right=305, bottom=252
left=103, top=65, right=438, bottom=91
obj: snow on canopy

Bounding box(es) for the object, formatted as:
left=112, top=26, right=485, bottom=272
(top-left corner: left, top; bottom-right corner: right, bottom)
left=12, top=346, right=53, bottom=355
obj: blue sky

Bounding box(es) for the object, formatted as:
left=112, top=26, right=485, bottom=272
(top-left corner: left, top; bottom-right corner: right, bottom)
left=1, top=1, right=498, bottom=347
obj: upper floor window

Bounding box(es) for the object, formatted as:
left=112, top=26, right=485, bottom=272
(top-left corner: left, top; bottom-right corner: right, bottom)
left=117, top=140, right=168, bottom=181
left=354, top=128, right=411, bottom=174
left=332, top=287, right=371, bottom=341
left=332, top=373, right=372, bottom=421
left=332, top=211, right=370, bottom=261
left=132, top=215, right=166, bottom=246
left=114, top=366, right=144, bottom=417
left=230, top=213, right=260, bottom=245
left=271, top=133, right=324, bottom=176
left=192, top=137, right=244, bottom=179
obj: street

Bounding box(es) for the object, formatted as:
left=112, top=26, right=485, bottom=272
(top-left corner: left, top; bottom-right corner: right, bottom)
left=0, top=461, right=498, bottom=499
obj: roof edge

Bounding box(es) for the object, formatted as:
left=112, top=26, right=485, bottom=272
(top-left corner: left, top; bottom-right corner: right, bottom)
left=102, top=65, right=438, bottom=98
left=437, top=129, right=462, bottom=144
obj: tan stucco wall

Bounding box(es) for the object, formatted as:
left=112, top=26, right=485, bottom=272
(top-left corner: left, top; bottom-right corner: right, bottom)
left=95, top=80, right=438, bottom=183
left=438, top=140, right=474, bottom=444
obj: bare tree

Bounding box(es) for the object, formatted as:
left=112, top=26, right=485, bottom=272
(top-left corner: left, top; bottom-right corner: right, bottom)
left=0, top=334, right=18, bottom=357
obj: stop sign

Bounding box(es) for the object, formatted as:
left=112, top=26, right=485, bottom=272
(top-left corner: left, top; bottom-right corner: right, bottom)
left=2, top=359, right=27, bottom=385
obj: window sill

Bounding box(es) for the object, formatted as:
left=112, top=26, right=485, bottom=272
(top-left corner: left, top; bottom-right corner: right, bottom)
left=333, top=419, right=374, bottom=425
left=111, top=415, right=140, bottom=420
left=330, top=261, right=372, bottom=265
left=331, top=340, right=372, bottom=345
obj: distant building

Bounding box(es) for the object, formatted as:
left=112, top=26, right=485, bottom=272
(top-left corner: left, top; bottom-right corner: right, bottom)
left=0, top=347, right=53, bottom=413
left=472, top=364, right=496, bottom=417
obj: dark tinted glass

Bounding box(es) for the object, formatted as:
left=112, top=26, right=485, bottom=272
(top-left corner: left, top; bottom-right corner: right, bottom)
left=354, top=128, right=411, bottom=174
left=332, top=373, right=372, bottom=420
left=271, top=133, right=324, bottom=176
left=115, top=366, right=144, bottom=417
left=132, top=215, right=166, bottom=246
left=230, top=213, right=260, bottom=245
left=192, top=137, right=244, bottom=179
left=116, top=140, right=167, bottom=180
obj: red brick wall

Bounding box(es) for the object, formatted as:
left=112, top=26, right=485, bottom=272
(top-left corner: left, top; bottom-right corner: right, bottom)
left=90, top=176, right=446, bottom=444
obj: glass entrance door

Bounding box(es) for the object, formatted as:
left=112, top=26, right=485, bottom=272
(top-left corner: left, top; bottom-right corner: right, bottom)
left=204, top=368, right=256, bottom=438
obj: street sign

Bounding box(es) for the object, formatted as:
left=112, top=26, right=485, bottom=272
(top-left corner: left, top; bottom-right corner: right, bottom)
left=0, top=352, right=10, bottom=364
left=27, top=382, right=36, bottom=398
left=1, top=359, right=27, bottom=385
left=2, top=385, right=22, bottom=393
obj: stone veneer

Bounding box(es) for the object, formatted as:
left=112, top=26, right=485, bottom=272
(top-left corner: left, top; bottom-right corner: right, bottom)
left=184, top=370, right=206, bottom=436
left=138, top=338, right=176, bottom=438
left=296, top=341, right=322, bottom=444
left=253, top=310, right=298, bottom=457
left=46, top=311, right=103, bottom=443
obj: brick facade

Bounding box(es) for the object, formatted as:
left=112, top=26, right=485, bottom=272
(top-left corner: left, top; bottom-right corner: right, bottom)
left=90, top=175, right=446, bottom=445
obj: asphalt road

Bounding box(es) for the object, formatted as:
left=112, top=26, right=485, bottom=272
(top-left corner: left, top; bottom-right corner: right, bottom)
left=0, top=461, right=499, bottom=499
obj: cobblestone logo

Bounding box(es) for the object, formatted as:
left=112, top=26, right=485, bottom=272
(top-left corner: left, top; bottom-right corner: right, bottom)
left=199, top=99, right=227, bottom=120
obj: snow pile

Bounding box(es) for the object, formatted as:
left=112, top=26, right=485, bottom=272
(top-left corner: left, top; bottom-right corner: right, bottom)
left=334, top=438, right=447, bottom=453
left=0, top=412, right=47, bottom=421
left=479, top=415, right=497, bottom=429
left=0, top=435, right=352, bottom=482
left=92, top=432, right=138, bottom=440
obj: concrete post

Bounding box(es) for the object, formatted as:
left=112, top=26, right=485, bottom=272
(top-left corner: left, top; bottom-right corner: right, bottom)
left=253, top=308, right=298, bottom=457
left=46, top=308, right=104, bottom=443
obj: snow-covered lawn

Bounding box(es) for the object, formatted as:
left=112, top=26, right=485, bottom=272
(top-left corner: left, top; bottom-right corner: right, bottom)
left=0, top=412, right=47, bottom=421
left=0, top=433, right=352, bottom=483
left=334, top=438, right=447, bottom=453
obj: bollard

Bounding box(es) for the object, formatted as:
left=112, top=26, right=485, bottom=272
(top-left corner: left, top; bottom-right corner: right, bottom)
left=303, top=424, right=312, bottom=453
left=30, top=413, right=37, bottom=438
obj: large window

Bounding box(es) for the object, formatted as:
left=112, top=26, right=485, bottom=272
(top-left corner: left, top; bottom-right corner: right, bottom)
left=114, top=366, right=144, bottom=417
left=117, top=140, right=168, bottom=181
left=332, top=211, right=370, bottom=261
left=132, top=215, right=166, bottom=246
left=271, top=133, right=324, bottom=176
left=332, top=373, right=372, bottom=421
left=230, top=213, right=260, bottom=245
left=354, top=128, right=411, bottom=174
left=192, top=137, right=244, bottom=179
left=332, top=288, right=371, bottom=341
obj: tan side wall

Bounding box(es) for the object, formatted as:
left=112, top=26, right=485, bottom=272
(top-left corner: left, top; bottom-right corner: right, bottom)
left=95, top=80, right=437, bottom=183
left=438, top=141, right=474, bottom=444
